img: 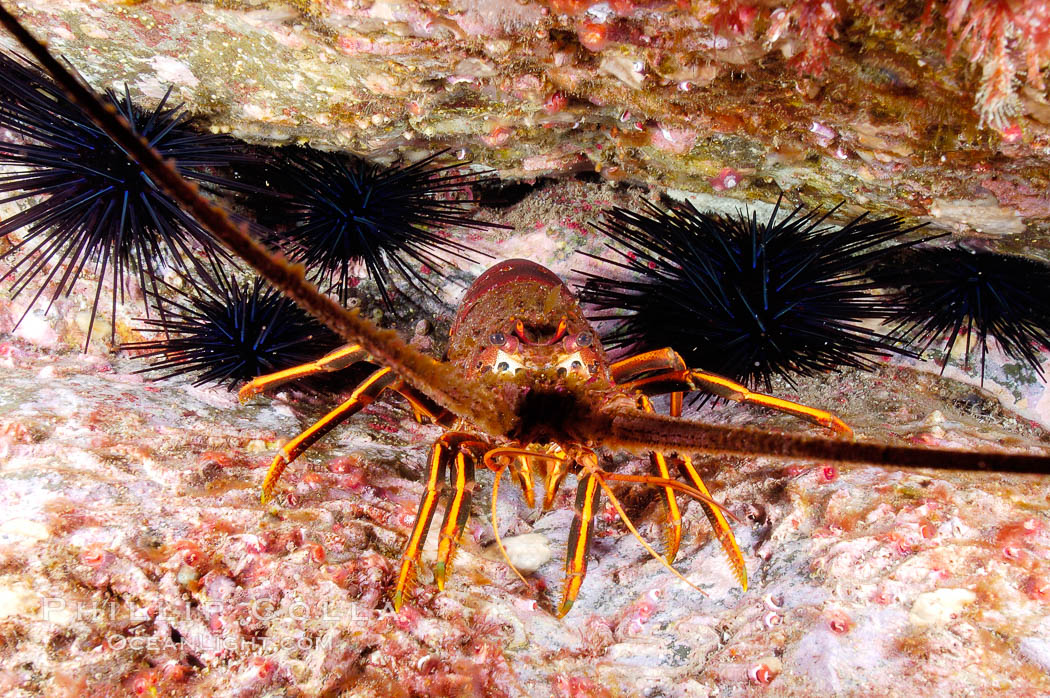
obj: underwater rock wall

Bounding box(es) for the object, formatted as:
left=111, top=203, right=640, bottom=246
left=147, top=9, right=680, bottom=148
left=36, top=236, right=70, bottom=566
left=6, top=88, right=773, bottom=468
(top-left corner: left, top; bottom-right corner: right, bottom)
left=3, top=0, right=1050, bottom=249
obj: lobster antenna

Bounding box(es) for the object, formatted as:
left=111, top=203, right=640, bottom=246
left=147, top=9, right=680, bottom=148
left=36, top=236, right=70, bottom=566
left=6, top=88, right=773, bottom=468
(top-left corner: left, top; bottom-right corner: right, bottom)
left=0, top=3, right=513, bottom=437
left=600, top=407, right=1050, bottom=475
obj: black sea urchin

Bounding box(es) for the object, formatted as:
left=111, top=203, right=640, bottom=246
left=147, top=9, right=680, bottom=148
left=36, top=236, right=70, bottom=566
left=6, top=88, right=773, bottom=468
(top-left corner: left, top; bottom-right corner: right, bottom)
left=125, top=271, right=343, bottom=390
left=579, top=198, right=928, bottom=390
left=0, top=52, right=256, bottom=348
left=243, top=147, right=506, bottom=309
left=872, top=246, right=1050, bottom=383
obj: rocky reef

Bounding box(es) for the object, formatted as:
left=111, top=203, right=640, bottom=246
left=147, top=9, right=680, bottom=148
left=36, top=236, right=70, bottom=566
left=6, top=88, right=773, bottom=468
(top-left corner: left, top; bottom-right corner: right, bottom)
left=1, top=1, right=1050, bottom=696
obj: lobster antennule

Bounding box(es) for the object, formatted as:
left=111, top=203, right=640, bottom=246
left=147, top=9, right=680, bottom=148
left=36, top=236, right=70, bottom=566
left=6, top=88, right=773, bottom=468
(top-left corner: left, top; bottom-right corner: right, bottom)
left=599, top=406, right=1050, bottom=475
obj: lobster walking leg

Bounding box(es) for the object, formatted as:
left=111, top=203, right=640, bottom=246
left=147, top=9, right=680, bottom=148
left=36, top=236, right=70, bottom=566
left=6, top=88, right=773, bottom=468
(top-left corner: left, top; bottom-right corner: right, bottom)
left=239, top=343, right=371, bottom=401
left=394, top=436, right=450, bottom=611
left=394, top=384, right=455, bottom=426
left=659, top=389, right=749, bottom=590
left=560, top=470, right=601, bottom=617
left=637, top=395, right=684, bottom=563
left=614, top=352, right=752, bottom=589
left=435, top=443, right=481, bottom=588
left=394, top=432, right=485, bottom=609
left=674, top=453, right=748, bottom=590
left=261, top=367, right=398, bottom=502
left=511, top=455, right=536, bottom=508
left=613, top=348, right=852, bottom=435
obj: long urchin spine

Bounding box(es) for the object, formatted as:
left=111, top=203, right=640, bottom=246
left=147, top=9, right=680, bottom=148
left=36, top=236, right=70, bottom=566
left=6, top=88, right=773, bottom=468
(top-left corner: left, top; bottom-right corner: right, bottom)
left=579, top=197, right=931, bottom=390
left=873, top=245, right=1050, bottom=383
left=124, top=271, right=343, bottom=390
left=0, top=51, right=259, bottom=349
left=237, top=147, right=507, bottom=310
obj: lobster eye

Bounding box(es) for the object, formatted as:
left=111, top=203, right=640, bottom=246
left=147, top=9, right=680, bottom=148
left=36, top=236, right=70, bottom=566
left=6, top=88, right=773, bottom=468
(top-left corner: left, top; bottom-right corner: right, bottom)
left=575, top=332, right=592, bottom=347
left=489, top=332, right=506, bottom=346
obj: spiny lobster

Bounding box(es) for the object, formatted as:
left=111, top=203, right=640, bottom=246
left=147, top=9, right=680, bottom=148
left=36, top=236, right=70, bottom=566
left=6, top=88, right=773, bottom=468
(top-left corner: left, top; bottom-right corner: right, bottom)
left=238, top=257, right=855, bottom=614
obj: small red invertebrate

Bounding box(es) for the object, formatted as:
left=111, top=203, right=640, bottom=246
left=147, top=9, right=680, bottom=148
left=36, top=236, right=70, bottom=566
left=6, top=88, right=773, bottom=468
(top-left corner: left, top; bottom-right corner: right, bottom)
left=129, top=670, right=158, bottom=696
left=249, top=656, right=276, bottom=681
left=483, top=125, right=512, bottom=147
left=197, top=451, right=235, bottom=469
left=709, top=166, right=740, bottom=191
left=827, top=610, right=852, bottom=633
left=1000, top=124, right=1023, bottom=143
left=544, top=91, right=568, bottom=114
left=749, top=662, right=777, bottom=684
left=79, top=546, right=109, bottom=568
left=819, top=465, right=838, bottom=483
left=1024, top=574, right=1050, bottom=602
left=577, top=20, right=609, bottom=52
left=172, top=540, right=207, bottom=570
left=711, top=2, right=760, bottom=35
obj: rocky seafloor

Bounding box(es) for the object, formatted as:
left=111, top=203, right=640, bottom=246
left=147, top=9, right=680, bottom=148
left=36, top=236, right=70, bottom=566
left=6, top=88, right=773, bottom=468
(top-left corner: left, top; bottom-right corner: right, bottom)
left=1, top=1, right=1050, bottom=696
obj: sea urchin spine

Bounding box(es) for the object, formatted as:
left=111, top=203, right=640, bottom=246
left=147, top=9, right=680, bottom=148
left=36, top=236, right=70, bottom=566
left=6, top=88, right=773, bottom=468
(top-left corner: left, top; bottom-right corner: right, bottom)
left=242, top=147, right=507, bottom=310
left=0, top=51, right=257, bottom=349
left=579, top=197, right=929, bottom=390
left=124, top=271, right=343, bottom=391
left=873, top=245, right=1050, bottom=383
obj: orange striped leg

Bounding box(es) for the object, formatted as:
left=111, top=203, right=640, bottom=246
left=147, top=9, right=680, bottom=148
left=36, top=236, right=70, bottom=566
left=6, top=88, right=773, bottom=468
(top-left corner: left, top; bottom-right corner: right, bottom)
left=260, top=367, right=397, bottom=502
left=674, top=454, right=747, bottom=591
left=435, top=444, right=480, bottom=589
left=670, top=390, right=683, bottom=418
left=615, top=350, right=750, bottom=588
left=616, top=348, right=851, bottom=436
left=483, top=447, right=567, bottom=510
left=637, top=395, right=683, bottom=563
left=394, top=384, right=455, bottom=427
left=609, top=348, right=687, bottom=384
left=559, top=471, right=601, bottom=617
left=542, top=454, right=571, bottom=510
left=393, top=435, right=451, bottom=611
left=663, top=388, right=748, bottom=590
left=238, top=343, right=370, bottom=402
left=686, top=369, right=851, bottom=436
left=503, top=455, right=536, bottom=508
